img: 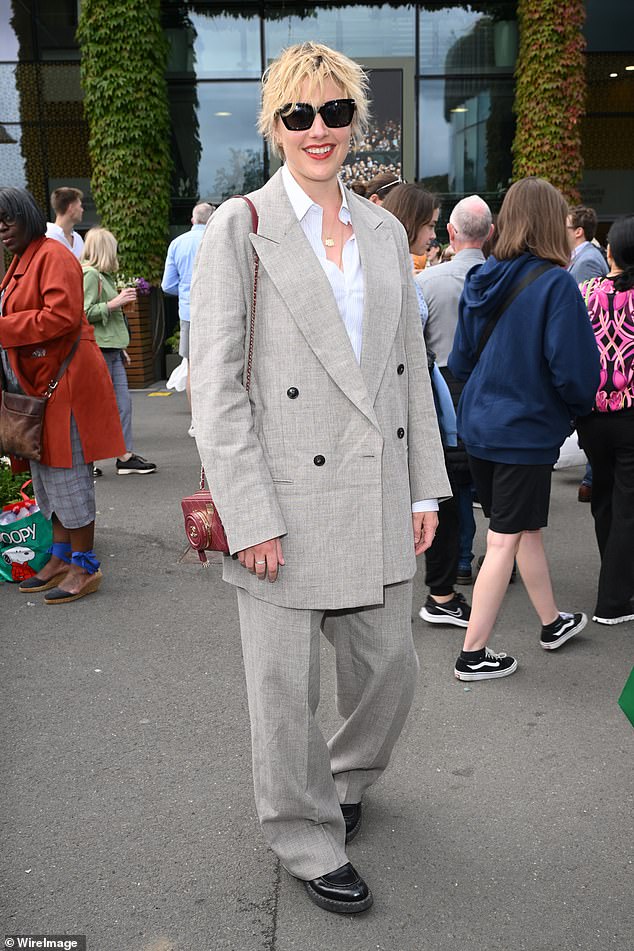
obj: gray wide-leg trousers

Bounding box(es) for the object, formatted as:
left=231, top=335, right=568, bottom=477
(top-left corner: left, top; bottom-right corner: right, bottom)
left=236, top=579, right=418, bottom=881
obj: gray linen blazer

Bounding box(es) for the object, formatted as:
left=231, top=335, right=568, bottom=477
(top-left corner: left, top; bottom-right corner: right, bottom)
left=415, top=248, right=485, bottom=366
left=190, top=169, right=450, bottom=610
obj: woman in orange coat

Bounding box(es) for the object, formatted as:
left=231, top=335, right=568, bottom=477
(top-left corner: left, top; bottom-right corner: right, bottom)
left=0, top=187, right=125, bottom=602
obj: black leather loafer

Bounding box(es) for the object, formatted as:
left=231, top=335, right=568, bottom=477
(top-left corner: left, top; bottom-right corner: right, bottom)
left=304, top=862, right=373, bottom=914
left=341, top=802, right=362, bottom=843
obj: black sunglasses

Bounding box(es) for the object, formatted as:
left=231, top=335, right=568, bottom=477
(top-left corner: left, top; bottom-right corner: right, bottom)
left=278, top=98, right=356, bottom=132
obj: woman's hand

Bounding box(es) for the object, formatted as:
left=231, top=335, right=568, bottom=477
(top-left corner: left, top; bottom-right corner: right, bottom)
left=109, top=286, right=137, bottom=310
left=413, top=511, right=438, bottom=555
left=238, top=537, right=285, bottom=582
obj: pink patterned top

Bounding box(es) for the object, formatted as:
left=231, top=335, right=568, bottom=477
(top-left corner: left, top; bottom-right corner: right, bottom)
left=581, top=276, right=634, bottom=413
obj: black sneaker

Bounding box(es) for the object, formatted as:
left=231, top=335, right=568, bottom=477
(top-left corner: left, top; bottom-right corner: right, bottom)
left=116, top=453, right=157, bottom=475
left=454, top=646, right=518, bottom=681
left=540, top=611, right=587, bottom=650
left=456, top=566, right=473, bottom=585
left=419, top=592, right=470, bottom=627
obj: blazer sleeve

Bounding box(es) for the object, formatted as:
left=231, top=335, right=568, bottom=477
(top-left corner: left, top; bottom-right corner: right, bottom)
left=447, top=291, right=476, bottom=381
left=189, top=199, right=287, bottom=554
left=394, top=221, right=451, bottom=503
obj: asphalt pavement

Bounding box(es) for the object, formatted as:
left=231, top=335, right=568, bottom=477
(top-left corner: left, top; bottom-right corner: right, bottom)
left=2, top=384, right=632, bottom=951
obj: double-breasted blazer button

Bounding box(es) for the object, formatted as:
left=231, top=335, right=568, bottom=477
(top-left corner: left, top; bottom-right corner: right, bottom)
left=397, top=427, right=405, bottom=439
left=397, top=363, right=405, bottom=375
left=313, top=455, right=326, bottom=466
left=287, top=387, right=299, bottom=399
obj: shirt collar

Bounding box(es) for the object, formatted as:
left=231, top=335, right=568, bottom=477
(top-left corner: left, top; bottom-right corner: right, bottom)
left=571, top=240, right=589, bottom=260
left=281, top=164, right=351, bottom=225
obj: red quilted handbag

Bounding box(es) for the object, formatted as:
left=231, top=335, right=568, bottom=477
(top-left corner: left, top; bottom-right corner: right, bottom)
left=182, top=468, right=230, bottom=560
left=181, top=195, right=259, bottom=564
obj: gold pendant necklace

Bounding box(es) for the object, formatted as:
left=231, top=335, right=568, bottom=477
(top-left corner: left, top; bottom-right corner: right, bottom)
left=324, top=237, right=335, bottom=247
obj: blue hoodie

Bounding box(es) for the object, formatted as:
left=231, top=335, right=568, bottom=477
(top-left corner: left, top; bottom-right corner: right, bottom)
left=448, top=253, right=601, bottom=465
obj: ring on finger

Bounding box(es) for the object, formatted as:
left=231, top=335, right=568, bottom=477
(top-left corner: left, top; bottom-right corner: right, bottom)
left=255, top=559, right=266, bottom=565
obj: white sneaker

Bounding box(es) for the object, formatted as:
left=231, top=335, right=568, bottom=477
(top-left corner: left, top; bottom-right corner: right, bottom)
left=188, top=422, right=195, bottom=437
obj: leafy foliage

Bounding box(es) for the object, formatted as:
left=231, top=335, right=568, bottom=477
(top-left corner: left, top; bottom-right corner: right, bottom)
left=513, top=0, right=586, bottom=202
left=78, top=0, right=172, bottom=284
left=0, top=461, right=33, bottom=508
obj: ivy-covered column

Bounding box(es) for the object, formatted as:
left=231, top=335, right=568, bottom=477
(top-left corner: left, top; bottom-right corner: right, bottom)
left=513, top=0, right=586, bottom=202
left=77, top=0, right=171, bottom=284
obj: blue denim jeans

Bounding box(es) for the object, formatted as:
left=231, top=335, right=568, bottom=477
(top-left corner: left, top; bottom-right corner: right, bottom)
left=456, top=483, right=476, bottom=571
left=582, top=461, right=593, bottom=487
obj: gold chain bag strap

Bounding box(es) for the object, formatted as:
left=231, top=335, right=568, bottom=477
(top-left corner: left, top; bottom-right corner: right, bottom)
left=0, top=334, right=82, bottom=462
left=181, top=195, right=260, bottom=563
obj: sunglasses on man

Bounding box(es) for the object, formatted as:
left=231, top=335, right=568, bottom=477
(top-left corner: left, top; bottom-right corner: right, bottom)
left=278, top=98, right=356, bottom=132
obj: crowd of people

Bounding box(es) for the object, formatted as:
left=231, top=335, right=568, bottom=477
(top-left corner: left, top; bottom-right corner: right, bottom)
left=1, top=38, right=632, bottom=919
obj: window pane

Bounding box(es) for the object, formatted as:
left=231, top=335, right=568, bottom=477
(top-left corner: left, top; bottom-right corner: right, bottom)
left=0, top=64, right=21, bottom=122
left=419, top=6, right=517, bottom=76
left=0, top=123, right=27, bottom=188
left=265, top=4, right=415, bottom=61
left=169, top=82, right=264, bottom=203
left=418, top=78, right=514, bottom=199
left=0, top=0, right=22, bottom=59
left=35, top=0, right=80, bottom=60
left=164, top=6, right=261, bottom=78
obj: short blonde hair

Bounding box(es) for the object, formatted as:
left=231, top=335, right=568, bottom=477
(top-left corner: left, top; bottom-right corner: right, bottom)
left=258, top=42, right=370, bottom=159
left=81, top=227, right=119, bottom=274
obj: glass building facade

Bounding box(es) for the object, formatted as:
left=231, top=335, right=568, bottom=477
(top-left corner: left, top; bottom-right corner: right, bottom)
left=1, top=0, right=633, bottom=235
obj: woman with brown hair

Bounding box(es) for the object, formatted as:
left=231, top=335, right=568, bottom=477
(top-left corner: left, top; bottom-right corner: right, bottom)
left=448, top=177, right=600, bottom=680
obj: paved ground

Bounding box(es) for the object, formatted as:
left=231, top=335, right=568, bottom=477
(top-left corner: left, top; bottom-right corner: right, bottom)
left=2, top=386, right=632, bottom=951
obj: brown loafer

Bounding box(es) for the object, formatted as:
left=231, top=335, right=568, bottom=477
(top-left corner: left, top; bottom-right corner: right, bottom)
left=44, top=570, right=103, bottom=604
left=19, top=570, right=69, bottom=593
left=578, top=483, right=592, bottom=503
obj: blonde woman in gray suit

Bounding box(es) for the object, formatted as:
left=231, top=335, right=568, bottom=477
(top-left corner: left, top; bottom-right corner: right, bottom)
left=190, top=42, right=450, bottom=914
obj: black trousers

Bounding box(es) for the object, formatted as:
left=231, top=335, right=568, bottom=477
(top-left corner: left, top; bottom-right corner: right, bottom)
left=577, top=411, right=634, bottom=616
left=424, top=494, right=459, bottom=596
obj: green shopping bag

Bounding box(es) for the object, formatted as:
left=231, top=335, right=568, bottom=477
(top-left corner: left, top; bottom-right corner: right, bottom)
left=0, top=480, right=53, bottom=584
left=618, top=667, right=634, bottom=729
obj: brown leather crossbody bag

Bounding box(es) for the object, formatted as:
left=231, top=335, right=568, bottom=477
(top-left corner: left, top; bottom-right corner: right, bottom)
left=0, top=335, right=81, bottom=462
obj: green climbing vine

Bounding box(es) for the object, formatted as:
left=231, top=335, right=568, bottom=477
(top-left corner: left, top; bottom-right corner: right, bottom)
left=513, top=0, right=586, bottom=202
left=77, top=0, right=171, bottom=284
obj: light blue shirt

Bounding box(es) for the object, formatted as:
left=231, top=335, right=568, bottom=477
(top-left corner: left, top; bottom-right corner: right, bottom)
left=161, top=224, right=207, bottom=322
left=281, top=165, right=437, bottom=514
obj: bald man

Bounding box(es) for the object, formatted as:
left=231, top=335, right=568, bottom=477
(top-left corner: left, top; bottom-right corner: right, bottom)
left=416, top=195, right=494, bottom=367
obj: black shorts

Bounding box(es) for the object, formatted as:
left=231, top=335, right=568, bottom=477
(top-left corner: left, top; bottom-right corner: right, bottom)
left=468, top=455, right=553, bottom=534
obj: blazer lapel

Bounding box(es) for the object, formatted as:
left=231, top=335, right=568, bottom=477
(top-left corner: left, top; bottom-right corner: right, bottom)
left=250, top=172, right=379, bottom=429
left=349, top=195, right=403, bottom=406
